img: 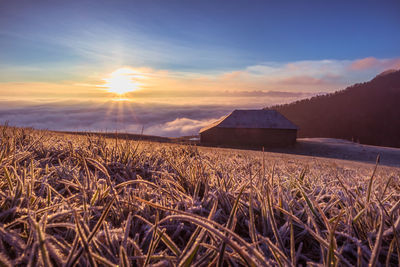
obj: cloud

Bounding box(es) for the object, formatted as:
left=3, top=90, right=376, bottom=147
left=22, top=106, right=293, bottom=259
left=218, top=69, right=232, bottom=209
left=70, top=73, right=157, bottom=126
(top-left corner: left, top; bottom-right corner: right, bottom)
left=198, top=59, right=356, bottom=93
left=0, top=100, right=233, bottom=137
left=349, top=57, right=400, bottom=71
left=146, top=117, right=220, bottom=137
left=219, top=90, right=317, bottom=98
left=277, top=76, right=326, bottom=85
left=0, top=95, right=314, bottom=137
left=349, top=57, right=379, bottom=70
left=3, top=57, right=400, bottom=103
left=207, top=57, right=400, bottom=93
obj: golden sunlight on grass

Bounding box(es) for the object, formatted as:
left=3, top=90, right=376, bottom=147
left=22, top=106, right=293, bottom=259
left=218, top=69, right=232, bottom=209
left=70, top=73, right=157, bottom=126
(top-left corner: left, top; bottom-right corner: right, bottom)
left=101, top=67, right=146, bottom=95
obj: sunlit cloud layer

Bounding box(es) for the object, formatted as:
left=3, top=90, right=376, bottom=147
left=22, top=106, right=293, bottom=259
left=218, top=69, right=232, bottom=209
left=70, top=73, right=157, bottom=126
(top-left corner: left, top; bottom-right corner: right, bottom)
left=2, top=57, right=399, bottom=103
left=0, top=100, right=232, bottom=137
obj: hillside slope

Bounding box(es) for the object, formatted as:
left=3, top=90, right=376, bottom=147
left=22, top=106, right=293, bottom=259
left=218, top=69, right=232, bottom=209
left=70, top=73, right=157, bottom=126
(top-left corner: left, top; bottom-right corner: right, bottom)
left=1, top=125, right=399, bottom=266
left=272, top=69, right=400, bottom=148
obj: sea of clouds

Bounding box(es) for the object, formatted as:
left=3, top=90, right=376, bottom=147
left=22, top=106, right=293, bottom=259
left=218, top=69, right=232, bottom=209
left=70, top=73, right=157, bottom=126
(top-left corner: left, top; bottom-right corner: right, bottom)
left=0, top=94, right=306, bottom=137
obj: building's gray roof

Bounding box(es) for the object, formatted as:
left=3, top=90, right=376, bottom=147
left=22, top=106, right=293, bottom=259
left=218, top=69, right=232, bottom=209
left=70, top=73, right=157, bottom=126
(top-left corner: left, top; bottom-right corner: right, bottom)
left=200, top=109, right=298, bottom=133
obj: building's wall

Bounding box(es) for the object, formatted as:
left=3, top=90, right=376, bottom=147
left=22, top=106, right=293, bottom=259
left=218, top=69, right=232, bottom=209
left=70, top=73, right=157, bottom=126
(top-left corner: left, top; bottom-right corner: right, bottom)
left=200, top=128, right=297, bottom=147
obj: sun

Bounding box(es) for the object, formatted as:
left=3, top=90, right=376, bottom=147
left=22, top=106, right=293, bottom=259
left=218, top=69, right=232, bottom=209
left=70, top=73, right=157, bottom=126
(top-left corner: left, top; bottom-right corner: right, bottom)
left=102, top=67, right=146, bottom=95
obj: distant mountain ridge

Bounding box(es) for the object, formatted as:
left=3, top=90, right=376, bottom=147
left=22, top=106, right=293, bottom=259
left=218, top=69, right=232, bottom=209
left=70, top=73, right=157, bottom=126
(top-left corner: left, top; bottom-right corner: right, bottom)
left=270, top=69, right=400, bottom=148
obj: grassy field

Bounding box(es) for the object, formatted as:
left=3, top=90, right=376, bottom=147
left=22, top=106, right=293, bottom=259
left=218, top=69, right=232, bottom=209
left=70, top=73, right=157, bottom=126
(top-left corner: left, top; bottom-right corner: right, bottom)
left=0, top=125, right=399, bottom=266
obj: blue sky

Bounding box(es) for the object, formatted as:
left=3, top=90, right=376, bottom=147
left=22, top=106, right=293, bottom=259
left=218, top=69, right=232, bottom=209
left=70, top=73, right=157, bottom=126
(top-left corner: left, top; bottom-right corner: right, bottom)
left=0, top=0, right=399, bottom=136
left=1, top=0, right=399, bottom=76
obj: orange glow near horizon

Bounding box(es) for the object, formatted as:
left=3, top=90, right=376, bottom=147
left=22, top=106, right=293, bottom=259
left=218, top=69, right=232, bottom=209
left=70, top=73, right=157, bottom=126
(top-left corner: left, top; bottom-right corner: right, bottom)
left=101, top=67, right=146, bottom=96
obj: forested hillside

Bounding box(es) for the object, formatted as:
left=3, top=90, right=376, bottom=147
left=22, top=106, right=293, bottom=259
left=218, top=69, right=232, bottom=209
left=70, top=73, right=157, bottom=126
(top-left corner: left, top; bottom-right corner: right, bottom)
left=272, top=69, right=400, bottom=148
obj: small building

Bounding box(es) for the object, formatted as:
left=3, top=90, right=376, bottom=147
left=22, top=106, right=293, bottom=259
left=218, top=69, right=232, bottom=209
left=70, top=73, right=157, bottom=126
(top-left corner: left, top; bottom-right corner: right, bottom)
left=199, top=109, right=298, bottom=147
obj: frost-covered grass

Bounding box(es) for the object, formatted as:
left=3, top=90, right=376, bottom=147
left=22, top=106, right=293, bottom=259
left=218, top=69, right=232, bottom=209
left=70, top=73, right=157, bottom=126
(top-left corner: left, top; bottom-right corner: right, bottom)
left=0, top=125, right=399, bottom=266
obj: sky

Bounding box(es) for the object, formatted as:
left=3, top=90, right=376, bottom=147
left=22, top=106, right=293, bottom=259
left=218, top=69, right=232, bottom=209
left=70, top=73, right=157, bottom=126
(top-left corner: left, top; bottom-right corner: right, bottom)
left=0, top=0, right=399, bottom=136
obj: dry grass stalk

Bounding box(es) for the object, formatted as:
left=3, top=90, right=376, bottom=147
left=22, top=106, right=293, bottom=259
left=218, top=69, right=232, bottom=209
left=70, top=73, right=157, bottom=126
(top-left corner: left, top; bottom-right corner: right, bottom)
left=0, top=125, right=398, bottom=266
